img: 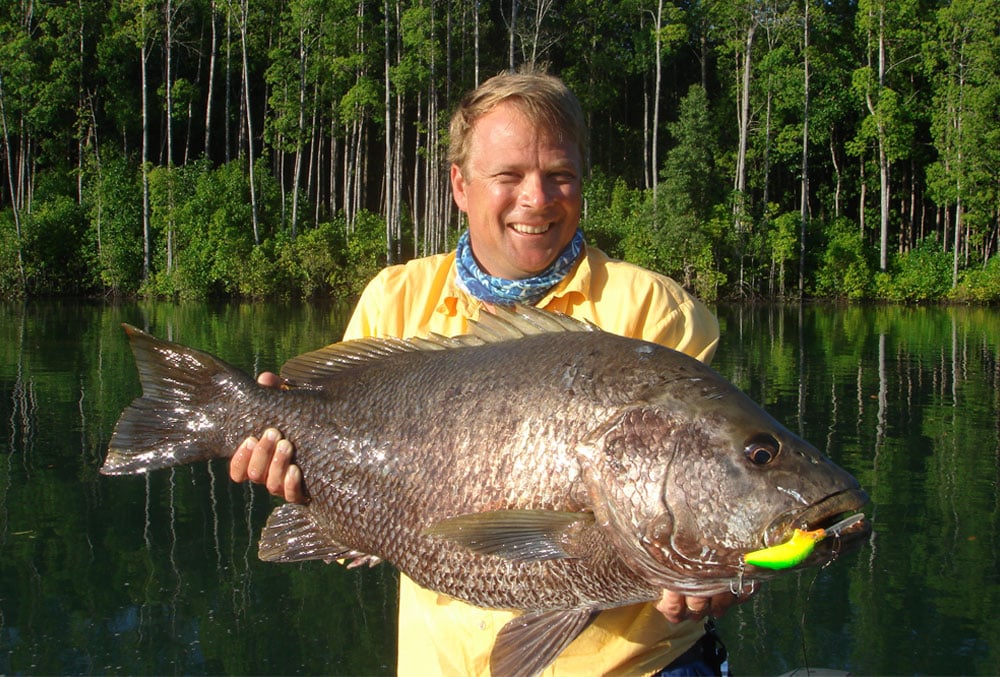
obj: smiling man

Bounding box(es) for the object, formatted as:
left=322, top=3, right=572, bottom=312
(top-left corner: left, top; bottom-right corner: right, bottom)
left=231, top=69, right=740, bottom=675
left=450, top=87, right=583, bottom=283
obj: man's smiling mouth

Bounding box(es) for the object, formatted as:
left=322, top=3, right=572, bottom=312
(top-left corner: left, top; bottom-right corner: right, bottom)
left=511, top=223, right=552, bottom=234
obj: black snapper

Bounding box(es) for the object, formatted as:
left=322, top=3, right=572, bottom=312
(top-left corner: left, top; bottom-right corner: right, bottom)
left=101, top=307, right=870, bottom=677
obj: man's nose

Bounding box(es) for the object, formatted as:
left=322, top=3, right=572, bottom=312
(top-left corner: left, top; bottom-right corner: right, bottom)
left=518, top=173, right=552, bottom=208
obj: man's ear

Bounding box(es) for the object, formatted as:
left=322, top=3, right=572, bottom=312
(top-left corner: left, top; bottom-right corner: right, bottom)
left=451, top=164, right=469, bottom=212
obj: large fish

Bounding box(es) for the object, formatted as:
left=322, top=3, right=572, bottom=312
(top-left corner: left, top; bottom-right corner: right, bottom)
left=101, top=307, right=870, bottom=677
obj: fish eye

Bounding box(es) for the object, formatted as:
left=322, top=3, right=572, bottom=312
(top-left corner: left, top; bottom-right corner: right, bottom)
left=744, top=434, right=780, bottom=465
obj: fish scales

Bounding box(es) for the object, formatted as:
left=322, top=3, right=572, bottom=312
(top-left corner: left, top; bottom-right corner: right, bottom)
left=281, top=331, right=659, bottom=609
left=101, top=306, right=871, bottom=677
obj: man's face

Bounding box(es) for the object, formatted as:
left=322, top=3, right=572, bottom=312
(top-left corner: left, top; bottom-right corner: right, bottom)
left=451, top=101, right=583, bottom=280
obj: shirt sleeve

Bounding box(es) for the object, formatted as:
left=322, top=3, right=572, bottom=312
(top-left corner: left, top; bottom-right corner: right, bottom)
left=342, top=270, right=389, bottom=341
left=584, top=255, right=720, bottom=365
left=640, top=281, right=720, bottom=364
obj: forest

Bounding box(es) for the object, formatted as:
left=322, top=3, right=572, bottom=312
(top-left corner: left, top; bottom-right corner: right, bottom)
left=0, top=0, right=998, bottom=302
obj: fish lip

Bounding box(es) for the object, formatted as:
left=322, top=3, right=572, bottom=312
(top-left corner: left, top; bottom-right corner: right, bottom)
left=762, top=488, right=871, bottom=548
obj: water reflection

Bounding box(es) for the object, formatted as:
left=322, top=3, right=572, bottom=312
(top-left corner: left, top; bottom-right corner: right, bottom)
left=0, top=301, right=997, bottom=674
left=712, top=304, right=1000, bottom=675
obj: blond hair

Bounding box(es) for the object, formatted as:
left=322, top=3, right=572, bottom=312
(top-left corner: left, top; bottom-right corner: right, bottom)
left=447, top=68, right=588, bottom=172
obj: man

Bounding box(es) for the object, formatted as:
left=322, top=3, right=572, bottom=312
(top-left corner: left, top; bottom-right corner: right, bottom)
left=231, top=69, right=742, bottom=675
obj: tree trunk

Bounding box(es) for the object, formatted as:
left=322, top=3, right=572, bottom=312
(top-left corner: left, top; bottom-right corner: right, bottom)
left=383, top=0, right=394, bottom=261
left=734, top=21, right=755, bottom=200
left=290, top=25, right=308, bottom=237
left=0, top=71, right=26, bottom=290
left=508, top=0, right=518, bottom=69
left=164, top=0, right=177, bottom=272
left=799, top=0, right=810, bottom=297
left=205, top=0, right=218, bottom=159
left=140, top=11, right=152, bottom=281
left=165, top=0, right=174, bottom=167
left=734, top=18, right=757, bottom=294
left=829, top=134, right=842, bottom=218
left=224, top=7, right=233, bottom=163
left=651, top=0, right=663, bottom=212
left=238, top=0, right=259, bottom=244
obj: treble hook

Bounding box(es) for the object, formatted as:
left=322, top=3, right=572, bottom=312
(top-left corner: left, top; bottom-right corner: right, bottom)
left=730, top=560, right=757, bottom=597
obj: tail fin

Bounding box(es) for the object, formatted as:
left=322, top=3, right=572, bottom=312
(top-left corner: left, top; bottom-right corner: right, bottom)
left=101, top=324, right=254, bottom=475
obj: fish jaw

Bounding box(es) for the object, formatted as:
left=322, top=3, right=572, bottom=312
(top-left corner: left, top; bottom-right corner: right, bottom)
left=751, top=488, right=872, bottom=570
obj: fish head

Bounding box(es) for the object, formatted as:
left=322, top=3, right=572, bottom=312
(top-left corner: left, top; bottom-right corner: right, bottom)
left=579, top=351, right=870, bottom=594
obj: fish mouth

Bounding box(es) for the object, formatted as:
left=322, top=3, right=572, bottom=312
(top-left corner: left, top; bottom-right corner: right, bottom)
left=760, top=488, right=872, bottom=562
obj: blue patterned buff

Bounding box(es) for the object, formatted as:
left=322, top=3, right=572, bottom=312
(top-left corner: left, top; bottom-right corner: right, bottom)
left=455, top=228, right=585, bottom=306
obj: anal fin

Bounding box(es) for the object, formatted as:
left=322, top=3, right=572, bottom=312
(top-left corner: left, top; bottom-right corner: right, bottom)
left=258, top=503, right=380, bottom=567
left=490, top=607, right=598, bottom=677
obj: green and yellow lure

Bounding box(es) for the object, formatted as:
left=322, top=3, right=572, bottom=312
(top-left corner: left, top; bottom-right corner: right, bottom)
left=743, top=514, right=865, bottom=570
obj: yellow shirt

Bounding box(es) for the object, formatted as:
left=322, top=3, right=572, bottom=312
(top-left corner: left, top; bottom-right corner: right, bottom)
left=342, top=245, right=720, bottom=676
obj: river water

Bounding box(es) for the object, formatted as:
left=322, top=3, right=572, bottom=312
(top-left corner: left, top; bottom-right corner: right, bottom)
left=1, top=300, right=997, bottom=675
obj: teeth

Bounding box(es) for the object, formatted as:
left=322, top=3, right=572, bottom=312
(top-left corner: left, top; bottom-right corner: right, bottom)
left=511, top=223, right=551, bottom=234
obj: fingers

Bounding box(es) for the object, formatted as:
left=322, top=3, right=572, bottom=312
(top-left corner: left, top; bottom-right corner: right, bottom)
left=283, top=463, right=306, bottom=504
left=229, top=435, right=258, bottom=483
left=264, top=437, right=295, bottom=497
left=229, top=428, right=307, bottom=503
left=246, top=428, right=281, bottom=483
left=682, top=595, right=712, bottom=621
left=257, top=371, right=282, bottom=388
left=656, top=586, right=756, bottom=624
left=655, top=590, right=689, bottom=624
left=228, top=375, right=307, bottom=502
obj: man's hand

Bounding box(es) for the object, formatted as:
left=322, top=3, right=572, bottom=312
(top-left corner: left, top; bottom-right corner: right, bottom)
left=228, top=372, right=307, bottom=504
left=655, top=588, right=746, bottom=623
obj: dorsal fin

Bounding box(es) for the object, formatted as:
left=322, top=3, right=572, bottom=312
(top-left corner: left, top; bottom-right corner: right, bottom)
left=475, top=304, right=598, bottom=339
left=279, top=305, right=596, bottom=386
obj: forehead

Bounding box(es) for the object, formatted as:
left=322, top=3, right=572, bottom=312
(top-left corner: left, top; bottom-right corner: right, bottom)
left=468, top=104, right=580, bottom=168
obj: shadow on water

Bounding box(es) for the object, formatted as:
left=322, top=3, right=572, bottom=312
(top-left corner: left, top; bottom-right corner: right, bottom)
left=0, top=300, right=997, bottom=674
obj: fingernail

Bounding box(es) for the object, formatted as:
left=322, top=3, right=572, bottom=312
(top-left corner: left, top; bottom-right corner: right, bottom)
left=265, top=429, right=280, bottom=441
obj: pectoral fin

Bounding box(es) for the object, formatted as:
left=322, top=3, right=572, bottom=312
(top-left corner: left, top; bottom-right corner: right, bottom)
left=259, top=503, right=381, bottom=567
left=491, top=607, right=598, bottom=677
left=422, top=509, right=595, bottom=561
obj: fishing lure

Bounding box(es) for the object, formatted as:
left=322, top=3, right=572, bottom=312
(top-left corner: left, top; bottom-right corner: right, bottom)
left=743, top=513, right=865, bottom=570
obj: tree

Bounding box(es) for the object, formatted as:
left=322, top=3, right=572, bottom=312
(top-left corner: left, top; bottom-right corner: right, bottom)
left=648, top=0, right=685, bottom=213
left=925, top=0, right=1000, bottom=285
left=120, top=0, right=160, bottom=281
left=0, top=70, right=26, bottom=291
left=852, top=0, right=924, bottom=271
left=652, top=83, right=725, bottom=296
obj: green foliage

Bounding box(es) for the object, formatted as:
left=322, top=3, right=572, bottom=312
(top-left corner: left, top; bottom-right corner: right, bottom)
left=813, top=218, right=875, bottom=300
left=950, top=255, right=1000, bottom=302
left=610, top=84, right=730, bottom=301
left=272, top=210, right=387, bottom=300
left=1, top=0, right=998, bottom=305
left=768, top=211, right=800, bottom=295
left=82, top=150, right=143, bottom=295
left=343, top=210, right=390, bottom=297
left=580, top=168, right=643, bottom=260
left=144, top=159, right=283, bottom=299
left=875, top=237, right=954, bottom=302
left=284, top=220, right=348, bottom=298
left=18, top=190, right=88, bottom=295
left=0, top=211, right=25, bottom=297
